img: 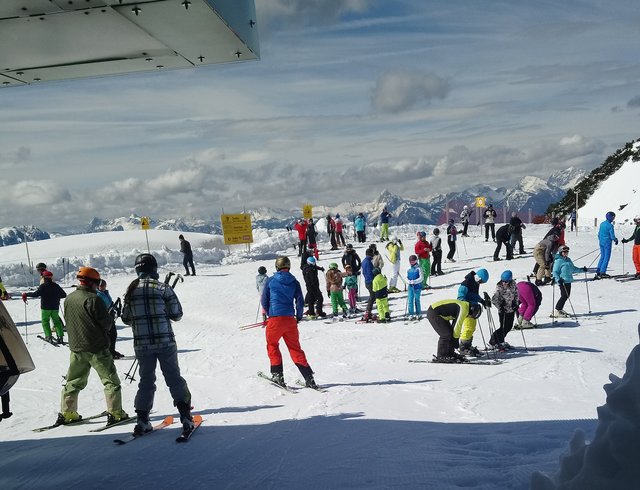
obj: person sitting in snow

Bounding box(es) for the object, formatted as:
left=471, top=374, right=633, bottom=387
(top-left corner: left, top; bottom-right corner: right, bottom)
left=489, top=270, right=519, bottom=349
left=22, top=270, right=67, bottom=344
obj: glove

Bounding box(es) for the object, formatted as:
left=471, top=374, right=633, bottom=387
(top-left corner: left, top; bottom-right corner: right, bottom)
left=582, top=266, right=588, bottom=272
left=318, top=267, right=325, bottom=272
left=558, top=278, right=564, bottom=285
left=622, top=238, right=628, bottom=244
left=483, top=292, right=492, bottom=308
left=398, top=239, right=402, bottom=245
left=614, top=239, right=619, bottom=245
left=21, top=292, right=27, bottom=303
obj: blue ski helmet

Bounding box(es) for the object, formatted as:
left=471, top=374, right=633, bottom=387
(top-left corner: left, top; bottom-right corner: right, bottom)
left=500, top=270, right=513, bottom=282
left=419, top=231, right=427, bottom=238
left=475, top=268, right=489, bottom=283
left=307, top=256, right=316, bottom=265
left=605, top=211, right=616, bottom=222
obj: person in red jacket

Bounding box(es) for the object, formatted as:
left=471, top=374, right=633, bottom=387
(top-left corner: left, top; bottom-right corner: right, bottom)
left=293, top=219, right=308, bottom=257
left=414, top=231, right=433, bottom=288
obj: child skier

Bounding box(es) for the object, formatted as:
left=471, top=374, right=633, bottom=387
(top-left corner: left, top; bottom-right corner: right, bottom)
left=97, top=279, right=124, bottom=359
left=325, top=263, right=349, bottom=320
left=456, top=268, right=490, bottom=356
left=343, top=265, right=359, bottom=314
left=515, top=279, right=542, bottom=329
left=489, top=270, right=519, bottom=349
left=621, top=216, right=640, bottom=278
left=415, top=231, right=432, bottom=288
left=22, top=270, right=67, bottom=344
left=552, top=245, right=588, bottom=318
left=372, top=268, right=390, bottom=322
left=406, top=255, right=424, bottom=320
left=256, top=266, right=269, bottom=322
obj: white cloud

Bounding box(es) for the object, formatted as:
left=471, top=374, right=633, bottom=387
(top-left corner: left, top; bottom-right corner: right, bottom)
left=371, top=69, right=451, bottom=113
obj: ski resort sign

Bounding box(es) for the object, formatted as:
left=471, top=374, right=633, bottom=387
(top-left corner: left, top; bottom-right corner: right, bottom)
left=475, top=197, right=487, bottom=208
left=221, top=214, right=253, bottom=245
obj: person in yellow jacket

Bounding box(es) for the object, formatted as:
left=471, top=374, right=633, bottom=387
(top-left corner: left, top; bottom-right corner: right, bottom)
left=372, top=268, right=390, bottom=323
left=426, top=299, right=482, bottom=363
left=385, top=237, right=404, bottom=293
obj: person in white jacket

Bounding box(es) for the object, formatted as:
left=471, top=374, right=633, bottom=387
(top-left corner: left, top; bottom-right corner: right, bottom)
left=385, top=237, right=404, bottom=293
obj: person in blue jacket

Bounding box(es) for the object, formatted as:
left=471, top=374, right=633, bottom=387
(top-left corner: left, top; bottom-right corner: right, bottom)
left=595, top=211, right=618, bottom=279
left=354, top=213, right=367, bottom=243
left=261, top=256, right=317, bottom=388
left=361, top=248, right=375, bottom=322
left=456, top=268, right=490, bottom=356
left=552, top=245, right=588, bottom=317
left=379, top=208, right=392, bottom=241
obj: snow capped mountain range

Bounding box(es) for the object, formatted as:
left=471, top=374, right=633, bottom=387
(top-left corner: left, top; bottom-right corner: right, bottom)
left=0, top=226, right=50, bottom=247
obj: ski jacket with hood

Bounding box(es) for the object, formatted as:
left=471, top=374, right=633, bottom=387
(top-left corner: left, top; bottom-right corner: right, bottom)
left=342, top=250, right=362, bottom=274
left=491, top=281, right=519, bottom=313
left=293, top=221, right=308, bottom=240
left=361, top=256, right=374, bottom=284
left=552, top=254, right=583, bottom=284
left=355, top=216, right=366, bottom=232
left=457, top=271, right=482, bottom=304
left=261, top=271, right=304, bottom=320
left=25, top=280, right=67, bottom=310
left=598, top=220, right=617, bottom=246
left=414, top=239, right=432, bottom=259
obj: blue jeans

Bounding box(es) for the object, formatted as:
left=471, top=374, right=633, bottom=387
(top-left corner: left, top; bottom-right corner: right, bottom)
left=597, top=243, right=612, bottom=274
left=408, top=287, right=422, bottom=316
left=134, top=344, right=191, bottom=412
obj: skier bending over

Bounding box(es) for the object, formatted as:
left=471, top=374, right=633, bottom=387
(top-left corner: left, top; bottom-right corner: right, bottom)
left=516, top=280, right=542, bottom=329
left=426, top=299, right=482, bottom=363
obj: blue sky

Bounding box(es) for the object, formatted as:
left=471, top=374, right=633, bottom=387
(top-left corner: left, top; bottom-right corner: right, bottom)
left=1, top=0, right=639, bottom=230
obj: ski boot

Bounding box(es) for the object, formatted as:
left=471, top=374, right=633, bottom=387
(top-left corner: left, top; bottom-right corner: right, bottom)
left=107, top=410, right=129, bottom=425
left=134, top=410, right=153, bottom=435
left=554, top=309, right=570, bottom=318
left=56, top=411, right=82, bottom=425
left=177, top=401, right=194, bottom=433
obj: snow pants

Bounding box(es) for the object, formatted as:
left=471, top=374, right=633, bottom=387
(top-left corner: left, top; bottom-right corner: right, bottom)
left=336, top=232, right=346, bottom=247
left=431, top=250, right=443, bottom=275
left=459, top=316, right=477, bottom=342
left=407, top=286, right=422, bottom=316
left=41, top=309, right=64, bottom=338
left=555, top=282, right=572, bottom=311
left=518, top=289, right=540, bottom=322
left=305, top=286, right=324, bottom=316
left=447, top=240, right=456, bottom=260
left=490, top=310, right=515, bottom=345
left=485, top=223, right=495, bottom=240
left=134, top=344, right=191, bottom=413
left=510, top=231, right=525, bottom=254
left=183, top=254, right=195, bottom=275
left=493, top=239, right=513, bottom=260
left=597, top=243, right=612, bottom=274
left=389, top=260, right=401, bottom=289
left=380, top=223, right=389, bottom=241
left=348, top=288, right=358, bottom=309
left=329, top=290, right=348, bottom=314
left=427, top=307, right=455, bottom=357
left=533, top=248, right=551, bottom=281
left=265, top=316, right=310, bottom=372
left=419, top=257, right=431, bottom=287
left=365, top=282, right=375, bottom=314
left=634, top=244, right=640, bottom=274
left=61, top=349, right=123, bottom=415
left=375, top=297, right=389, bottom=320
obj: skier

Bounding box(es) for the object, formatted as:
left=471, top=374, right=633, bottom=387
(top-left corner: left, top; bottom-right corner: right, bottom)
left=552, top=245, right=588, bottom=318
left=515, top=279, right=542, bottom=329
left=343, top=265, right=359, bottom=314
left=361, top=248, right=376, bottom=322
left=260, top=256, right=318, bottom=389
left=385, top=237, right=404, bottom=293
left=121, top=253, right=193, bottom=435
left=355, top=213, right=367, bottom=243
left=493, top=223, right=513, bottom=261
left=446, top=218, right=457, bottom=262
left=0, top=276, right=8, bottom=300
left=457, top=268, right=490, bottom=356
left=509, top=212, right=527, bottom=254
left=35, top=262, right=48, bottom=284
left=532, top=219, right=563, bottom=277
left=293, top=218, right=308, bottom=257
left=379, top=207, right=392, bottom=241
left=414, top=231, right=432, bottom=288
left=256, top=266, right=269, bottom=323
left=595, top=211, right=618, bottom=279
left=371, top=268, right=390, bottom=322
left=570, top=208, right=577, bottom=232
left=368, top=243, right=385, bottom=270
left=22, top=270, right=67, bottom=344
left=335, top=214, right=346, bottom=247
left=97, top=279, right=124, bottom=359
left=325, top=263, right=348, bottom=319
left=489, top=270, right=519, bottom=348
left=459, top=205, right=472, bottom=237
left=406, top=255, right=424, bottom=321
left=341, top=243, right=362, bottom=276
left=426, top=299, right=483, bottom=363
left=178, top=234, right=196, bottom=276
left=302, top=256, right=326, bottom=318
left=483, top=204, right=497, bottom=241
left=306, top=218, right=318, bottom=252
left=621, top=216, right=640, bottom=278
left=430, top=228, right=443, bottom=276
left=326, top=214, right=338, bottom=250
left=532, top=234, right=560, bottom=286
left=58, top=267, right=128, bottom=426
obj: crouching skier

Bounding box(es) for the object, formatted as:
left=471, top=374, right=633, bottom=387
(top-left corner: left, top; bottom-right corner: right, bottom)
left=426, top=300, right=483, bottom=363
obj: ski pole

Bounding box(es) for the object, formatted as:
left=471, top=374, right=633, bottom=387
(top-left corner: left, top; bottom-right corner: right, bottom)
left=562, top=283, right=578, bottom=321
left=622, top=242, right=625, bottom=275
left=584, top=271, right=592, bottom=313
left=518, top=316, right=529, bottom=351
left=461, top=235, right=467, bottom=256
left=403, top=291, right=409, bottom=320
left=475, top=318, right=495, bottom=360
left=574, top=248, right=598, bottom=262
left=124, top=359, right=138, bottom=384
left=24, top=301, right=29, bottom=344
left=255, top=298, right=261, bottom=323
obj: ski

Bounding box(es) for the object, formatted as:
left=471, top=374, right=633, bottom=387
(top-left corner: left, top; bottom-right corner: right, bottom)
left=37, top=335, right=60, bottom=347
left=33, top=411, right=108, bottom=432
left=176, top=414, right=203, bottom=443
left=295, top=379, right=328, bottom=393
left=616, top=276, right=640, bottom=282
left=113, top=416, right=174, bottom=445
left=114, top=355, right=137, bottom=361
left=238, top=321, right=265, bottom=331
left=257, top=371, right=296, bottom=393
left=89, top=416, right=135, bottom=432
left=409, top=357, right=501, bottom=365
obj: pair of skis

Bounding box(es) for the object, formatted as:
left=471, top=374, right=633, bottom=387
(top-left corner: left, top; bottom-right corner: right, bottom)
left=257, top=371, right=328, bottom=393
left=113, top=414, right=203, bottom=444
left=37, top=335, right=67, bottom=347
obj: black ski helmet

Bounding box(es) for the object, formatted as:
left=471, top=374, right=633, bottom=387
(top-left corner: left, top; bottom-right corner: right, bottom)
left=469, top=303, right=483, bottom=319
left=134, top=253, right=158, bottom=275
left=433, top=228, right=440, bottom=235
left=258, top=266, right=267, bottom=275
left=275, top=256, right=291, bottom=271
left=36, top=262, right=47, bottom=271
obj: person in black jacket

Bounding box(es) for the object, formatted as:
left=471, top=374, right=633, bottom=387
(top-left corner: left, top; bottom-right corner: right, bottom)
left=493, top=224, right=513, bottom=261
left=341, top=244, right=362, bottom=276
left=509, top=212, right=527, bottom=254
left=301, top=257, right=326, bottom=318
left=179, top=234, right=196, bottom=276
left=22, top=270, right=67, bottom=343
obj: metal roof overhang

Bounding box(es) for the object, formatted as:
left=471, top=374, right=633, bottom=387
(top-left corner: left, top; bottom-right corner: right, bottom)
left=0, top=0, right=259, bottom=87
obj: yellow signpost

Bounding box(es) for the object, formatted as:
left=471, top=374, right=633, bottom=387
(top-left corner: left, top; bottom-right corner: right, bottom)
left=140, top=216, right=151, bottom=252
left=221, top=213, right=253, bottom=245
left=302, top=204, right=313, bottom=220
left=475, top=197, right=486, bottom=208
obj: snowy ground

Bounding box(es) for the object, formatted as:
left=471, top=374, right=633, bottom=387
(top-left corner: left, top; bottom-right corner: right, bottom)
left=0, top=223, right=638, bottom=489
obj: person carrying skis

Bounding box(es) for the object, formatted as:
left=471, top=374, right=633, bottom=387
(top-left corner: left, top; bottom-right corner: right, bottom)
left=58, top=267, right=128, bottom=426
left=509, top=212, right=527, bottom=254
left=261, top=256, right=318, bottom=389
left=355, top=213, right=367, bottom=243
left=97, top=279, right=124, bottom=359
left=256, top=266, right=269, bottom=323
left=325, top=263, right=348, bottom=319
left=430, top=228, right=443, bottom=276
left=293, top=219, right=308, bottom=257
left=361, top=248, right=376, bottom=322
left=22, top=270, right=67, bottom=344
left=302, top=256, right=326, bottom=318
left=552, top=245, right=588, bottom=318
left=515, top=279, right=542, bottom=329
left=385, top=237, right=404, bottom=292
left=372, top=268, right=390, bottom=322
left=414, top=231, right=432, bottom=288
left=335, top=214, right=346, bottom=247
left=483, top=204, right=497, bottom=242
left=343, top=265, right=359, bottom=314
left=456, top=268, right=490, bottom=356
left=406, top=255, right=424, bottom=321
left=621, top=216, right=640, bottom=278
left=326, top=214, right=338, bottom=250
left=493, top=223, right=513, bottom=261
left=459, top=205, right=472, bottom=237
left=446, top=218, right=457, bottom=262
left=178, top=234, right=196, bottom=276
left=426, top=299, right=482, bottom=363
left=533, top=234, right=560, bottom=286
left=595, top=211, right=618, bottom=279
left=379, top=208, right=392, bottom=241
left=121, top=253, right=193, bottom=435
left=489, top=270, right=519, bottom=349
